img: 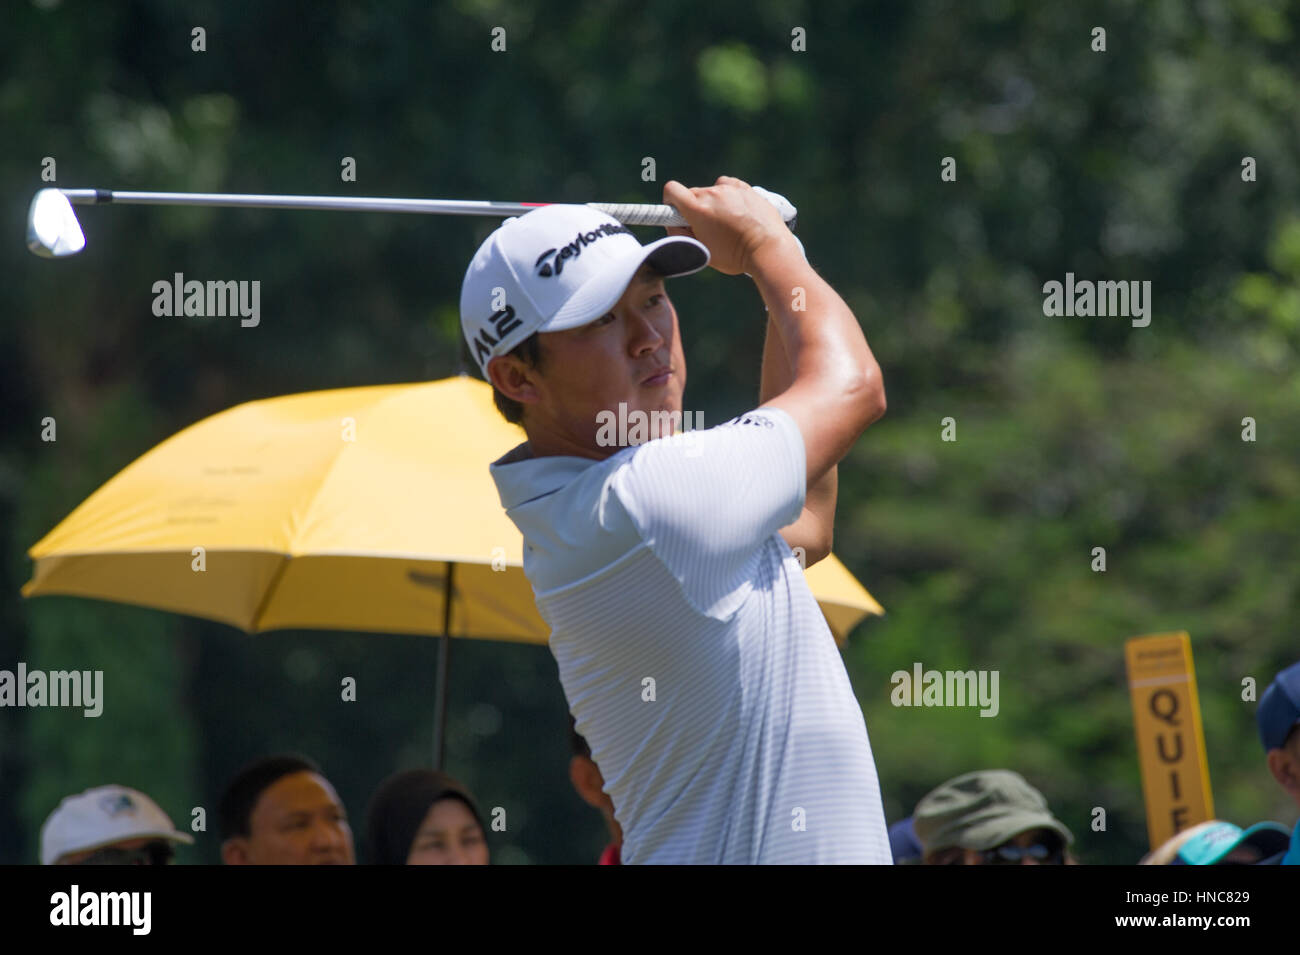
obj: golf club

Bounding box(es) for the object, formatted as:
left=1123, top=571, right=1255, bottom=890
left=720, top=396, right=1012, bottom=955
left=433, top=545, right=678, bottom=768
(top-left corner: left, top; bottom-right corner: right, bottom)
left=26, top=187, right=797, bottom=259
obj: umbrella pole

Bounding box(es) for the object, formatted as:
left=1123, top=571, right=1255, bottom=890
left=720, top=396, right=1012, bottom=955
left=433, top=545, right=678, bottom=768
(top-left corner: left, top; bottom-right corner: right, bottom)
left=433, top=562, right=454, bottom=769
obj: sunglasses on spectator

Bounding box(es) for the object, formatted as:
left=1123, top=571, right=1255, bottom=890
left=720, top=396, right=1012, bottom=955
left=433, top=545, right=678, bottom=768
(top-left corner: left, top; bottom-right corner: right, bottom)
left=78, top=841, right=174, bottom=865
left=979, top=840, right=1064, bottom=865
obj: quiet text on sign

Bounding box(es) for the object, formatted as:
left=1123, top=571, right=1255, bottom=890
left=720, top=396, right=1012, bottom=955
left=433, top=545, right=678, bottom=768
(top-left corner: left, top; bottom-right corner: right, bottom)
left=1124, top=631, right=1214, bottom=852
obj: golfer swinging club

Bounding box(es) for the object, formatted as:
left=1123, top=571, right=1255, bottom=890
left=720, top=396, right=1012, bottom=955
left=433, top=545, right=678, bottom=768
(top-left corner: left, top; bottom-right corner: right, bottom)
left=462, top=176, right=890, bottom=863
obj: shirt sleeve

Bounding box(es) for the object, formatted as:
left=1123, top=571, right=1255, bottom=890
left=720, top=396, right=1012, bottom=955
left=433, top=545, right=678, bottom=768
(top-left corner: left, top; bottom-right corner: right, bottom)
left=610, top=406, right=807, bottom=619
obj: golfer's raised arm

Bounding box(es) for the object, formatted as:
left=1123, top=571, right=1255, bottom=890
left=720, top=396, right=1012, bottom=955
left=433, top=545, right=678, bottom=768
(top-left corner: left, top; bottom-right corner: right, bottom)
left=663, top=178, right=885, bottom=486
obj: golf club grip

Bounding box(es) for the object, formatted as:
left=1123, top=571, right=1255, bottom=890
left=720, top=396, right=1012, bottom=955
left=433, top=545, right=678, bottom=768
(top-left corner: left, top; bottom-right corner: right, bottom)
left=591, top=203, right=689, bottom=227
left=591, top=202, right=798, bottom=232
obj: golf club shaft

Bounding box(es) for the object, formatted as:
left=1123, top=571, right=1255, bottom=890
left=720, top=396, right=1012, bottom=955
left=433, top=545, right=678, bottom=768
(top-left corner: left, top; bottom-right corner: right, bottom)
left=52, top=188, right=772, bottom=229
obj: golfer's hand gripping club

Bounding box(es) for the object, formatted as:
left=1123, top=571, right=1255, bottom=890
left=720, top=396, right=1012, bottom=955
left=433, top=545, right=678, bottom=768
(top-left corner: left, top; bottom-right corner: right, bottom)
left=662, top=179, right=804, bottom=275
left=597, top=185, right=797, bottom=233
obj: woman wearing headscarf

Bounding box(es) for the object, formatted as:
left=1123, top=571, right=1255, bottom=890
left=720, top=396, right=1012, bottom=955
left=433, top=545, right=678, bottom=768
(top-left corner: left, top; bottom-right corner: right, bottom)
left=366, top=769, right=490, bottom=865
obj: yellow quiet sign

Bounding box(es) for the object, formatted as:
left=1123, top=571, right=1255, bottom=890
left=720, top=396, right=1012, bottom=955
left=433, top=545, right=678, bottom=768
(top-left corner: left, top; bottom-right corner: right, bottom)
left=1124, top=632, right=1214, bottom=851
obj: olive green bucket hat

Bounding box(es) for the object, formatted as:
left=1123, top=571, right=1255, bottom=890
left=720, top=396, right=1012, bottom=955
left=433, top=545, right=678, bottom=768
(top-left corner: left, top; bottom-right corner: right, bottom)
left=913, top=769, right=1074, bottom=854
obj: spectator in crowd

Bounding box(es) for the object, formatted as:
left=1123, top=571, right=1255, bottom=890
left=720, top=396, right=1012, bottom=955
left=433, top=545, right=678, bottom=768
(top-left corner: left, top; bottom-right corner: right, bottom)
left=888, top=816, right=923, bottom=864
left=366, top=768, right=489, bottom=865
left=913, top=769, right=1075, bottom=865
left=1140, top=819, right=1290, bottom=865
left=40, top=784, right=193, bottom=865
left=1258, top=658, right=1300, bottom=865
left=219, top=753, right=354, bottom=865
left=568, top=717, right=622, bottom=865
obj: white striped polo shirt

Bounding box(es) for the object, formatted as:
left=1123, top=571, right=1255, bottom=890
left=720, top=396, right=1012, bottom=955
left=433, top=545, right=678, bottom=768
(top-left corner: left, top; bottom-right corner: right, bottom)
left=490, top=406, right=891, bottom=864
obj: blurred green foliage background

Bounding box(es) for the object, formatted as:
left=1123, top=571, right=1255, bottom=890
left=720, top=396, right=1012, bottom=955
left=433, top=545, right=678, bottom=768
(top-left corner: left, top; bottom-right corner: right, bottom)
left=2, top=0, right=1298, bottom=864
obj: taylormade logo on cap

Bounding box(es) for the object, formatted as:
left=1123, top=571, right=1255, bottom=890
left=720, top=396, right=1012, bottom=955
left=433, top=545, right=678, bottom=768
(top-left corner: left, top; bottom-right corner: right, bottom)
left=460, top=204, right=708, bottom=380
left=534, top=222, right=633, bottom=277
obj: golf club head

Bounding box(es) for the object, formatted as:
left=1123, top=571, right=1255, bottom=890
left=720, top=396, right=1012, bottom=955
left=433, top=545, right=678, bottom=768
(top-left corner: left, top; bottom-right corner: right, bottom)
left=27, top=188, right=86, bottom=258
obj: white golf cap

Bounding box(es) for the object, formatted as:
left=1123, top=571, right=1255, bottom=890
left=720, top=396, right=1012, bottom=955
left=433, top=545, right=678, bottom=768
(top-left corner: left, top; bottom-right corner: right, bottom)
left=40, top=784, right=194, bottom=864
left=460, top=204, right=709, bottom=379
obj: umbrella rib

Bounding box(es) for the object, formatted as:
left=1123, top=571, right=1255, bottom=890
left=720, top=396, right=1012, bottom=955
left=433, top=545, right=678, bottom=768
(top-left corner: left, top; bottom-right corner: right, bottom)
left=248, top=554, right=294, bottom=633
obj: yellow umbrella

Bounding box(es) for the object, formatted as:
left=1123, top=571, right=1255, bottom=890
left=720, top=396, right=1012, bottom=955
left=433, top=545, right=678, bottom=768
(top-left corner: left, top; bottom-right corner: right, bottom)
left=24, top=375, right=883, bottom=760
left=25, top=376, right=545, bottom=641
left=805, top=552, right=885, bottom=640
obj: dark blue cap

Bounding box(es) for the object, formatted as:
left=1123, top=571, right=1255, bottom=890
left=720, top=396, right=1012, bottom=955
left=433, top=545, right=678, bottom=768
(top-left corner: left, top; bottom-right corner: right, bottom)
left=1258, top=660, right=1300, bottom=752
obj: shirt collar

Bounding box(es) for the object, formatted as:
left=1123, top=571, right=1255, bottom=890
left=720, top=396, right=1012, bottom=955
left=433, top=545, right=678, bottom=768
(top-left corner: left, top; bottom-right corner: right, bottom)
left=489, top=441, right=599, bottom=509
